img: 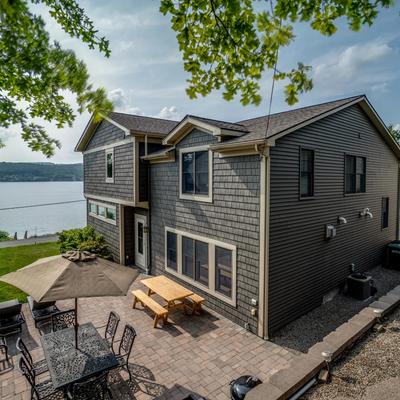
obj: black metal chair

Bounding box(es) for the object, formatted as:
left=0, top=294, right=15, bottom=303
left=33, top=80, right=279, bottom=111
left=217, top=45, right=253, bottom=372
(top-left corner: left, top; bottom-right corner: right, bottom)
left=28, top=296, right=60, bottom=329
left=16, top=337, right=48, bottom=375
left=113, top=324, right=136, bottom=381
left=67, top=371, right=111, bottom=400
left=0, top=299, right=25, bottom=335
left=19, top=356, right=63, bottom=400
left=0, top=336, right=9, bottom=363
left=51, top=310, right=76, bottom=332
left=103, top=311, right=120, bottom=351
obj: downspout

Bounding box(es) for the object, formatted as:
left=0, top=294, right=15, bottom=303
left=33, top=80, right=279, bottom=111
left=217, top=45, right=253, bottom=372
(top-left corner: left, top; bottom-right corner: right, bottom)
left=397, top=163, right=400, bottom=240
left=257, top=143, right=270, bottom=340
left=147, top=159, right=152, bottom=275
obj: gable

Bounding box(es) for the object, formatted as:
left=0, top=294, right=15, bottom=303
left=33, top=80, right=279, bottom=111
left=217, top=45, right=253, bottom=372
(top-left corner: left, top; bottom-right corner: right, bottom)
left=85, top=120, right=127, bottom=151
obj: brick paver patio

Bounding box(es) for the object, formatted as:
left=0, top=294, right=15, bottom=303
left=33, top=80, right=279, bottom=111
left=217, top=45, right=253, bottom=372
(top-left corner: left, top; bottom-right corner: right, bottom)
left=0, top=274, right=295, bottom=399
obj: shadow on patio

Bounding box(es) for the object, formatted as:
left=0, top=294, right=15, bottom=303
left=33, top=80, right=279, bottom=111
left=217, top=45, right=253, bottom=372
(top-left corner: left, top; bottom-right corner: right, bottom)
left=0, top=274, right=294, bottom=399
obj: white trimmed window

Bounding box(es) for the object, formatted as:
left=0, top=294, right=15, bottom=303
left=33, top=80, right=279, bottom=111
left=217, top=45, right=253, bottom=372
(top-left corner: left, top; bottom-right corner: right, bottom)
left=105, top=148, right=114, bottom=183
left=88, top=200, right=116, bottom=225
left=179, top=145, right=212, bottom=202
left=165, top=227, right=236, bottom=306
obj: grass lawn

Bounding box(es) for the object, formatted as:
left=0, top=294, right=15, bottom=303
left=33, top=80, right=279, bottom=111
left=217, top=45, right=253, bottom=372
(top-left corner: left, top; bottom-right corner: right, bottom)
left=0, top=242, right=59, bottom=303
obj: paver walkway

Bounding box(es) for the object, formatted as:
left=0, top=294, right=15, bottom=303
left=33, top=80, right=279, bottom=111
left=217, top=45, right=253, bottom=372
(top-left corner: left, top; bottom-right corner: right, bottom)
left=0, top=274, right=295, bottom=400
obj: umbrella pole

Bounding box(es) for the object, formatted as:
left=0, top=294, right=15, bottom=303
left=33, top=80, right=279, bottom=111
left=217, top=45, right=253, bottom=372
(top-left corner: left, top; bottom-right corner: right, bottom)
left=75, top=298, right=79, bottom=349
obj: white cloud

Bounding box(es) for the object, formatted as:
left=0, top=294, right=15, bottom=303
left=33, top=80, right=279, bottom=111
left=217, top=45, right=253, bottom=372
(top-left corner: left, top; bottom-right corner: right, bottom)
left=108, top=88, right=180, bottom=120
left=108, top=88, right=126, bottom=108
left=371, top=82, right=388, bottom=92
left=312, top=41, right=395, bottom=95
left=155, top=106, right=179, bottom=120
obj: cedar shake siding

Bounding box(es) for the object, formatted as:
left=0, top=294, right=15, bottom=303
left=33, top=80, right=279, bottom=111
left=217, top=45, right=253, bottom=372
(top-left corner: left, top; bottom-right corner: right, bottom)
left=86, top=120, right=125, bottom=149
left=84, top=143, right=134, bottom=202
left=150, top=129, right=261, bottom=333
left=268, top=104, right=399, bottom=334
left=87, top=200, right=120, bottom=262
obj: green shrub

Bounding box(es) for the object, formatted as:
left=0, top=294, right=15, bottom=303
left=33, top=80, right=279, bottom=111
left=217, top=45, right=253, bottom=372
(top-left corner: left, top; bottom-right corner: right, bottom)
left=0, top=230, right=11, bottom=242
left=58, top=226, right=112, bottom=260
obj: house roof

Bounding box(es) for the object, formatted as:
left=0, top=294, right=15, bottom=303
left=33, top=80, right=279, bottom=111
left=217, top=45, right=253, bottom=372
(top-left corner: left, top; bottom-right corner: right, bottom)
left=75, top=112, right=179, bottom=152
left=233, top=95, right=363, bottom=143
left=108, top=112, right=178, bottom=135
left=184, top=115, right=249, bottom=133
left=77, top=95, right=400, bottom=159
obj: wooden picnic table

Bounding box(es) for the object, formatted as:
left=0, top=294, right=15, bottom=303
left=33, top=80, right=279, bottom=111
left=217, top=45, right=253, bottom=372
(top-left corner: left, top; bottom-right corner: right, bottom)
left=141, top=275, right=193, bottom=311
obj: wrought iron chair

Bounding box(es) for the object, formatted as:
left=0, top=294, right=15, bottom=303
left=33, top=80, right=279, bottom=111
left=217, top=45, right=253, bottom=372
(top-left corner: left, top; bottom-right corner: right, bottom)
left=51, top=309, right=76, bottom=332
left=113, top=324, right=136, bottom=381
left=16, top=337, right=48, bottom=375
left=103, top=311, right=120, bottom=352
left=67, top=370, right=111, bottom=400
left=19, top=357, right=63, bottom=400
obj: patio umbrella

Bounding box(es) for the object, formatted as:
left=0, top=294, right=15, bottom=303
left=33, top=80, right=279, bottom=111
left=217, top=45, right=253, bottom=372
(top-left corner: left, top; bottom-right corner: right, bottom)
left=0, top=250, right=139, bottom=348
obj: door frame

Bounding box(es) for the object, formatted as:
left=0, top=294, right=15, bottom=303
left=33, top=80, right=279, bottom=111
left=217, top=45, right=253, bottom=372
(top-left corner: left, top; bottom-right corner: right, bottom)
left=134, top=213, right=148, bottom=269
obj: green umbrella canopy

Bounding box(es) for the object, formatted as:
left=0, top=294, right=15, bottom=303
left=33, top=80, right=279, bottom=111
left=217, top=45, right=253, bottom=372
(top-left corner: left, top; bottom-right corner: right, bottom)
left=0, top=251, right=139, bottom=302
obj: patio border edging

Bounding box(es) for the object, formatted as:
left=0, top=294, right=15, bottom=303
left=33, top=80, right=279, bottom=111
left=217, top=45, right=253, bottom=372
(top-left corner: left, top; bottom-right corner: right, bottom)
left=246, top=284, right=400, bottom=400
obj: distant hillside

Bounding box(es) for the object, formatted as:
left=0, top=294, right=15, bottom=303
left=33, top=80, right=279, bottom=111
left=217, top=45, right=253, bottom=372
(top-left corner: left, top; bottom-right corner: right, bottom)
left=0, top=162, right=83, bottom=182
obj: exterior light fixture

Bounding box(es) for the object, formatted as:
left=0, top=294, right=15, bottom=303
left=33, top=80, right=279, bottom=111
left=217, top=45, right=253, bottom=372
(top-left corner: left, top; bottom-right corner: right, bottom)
left=338, top=216, right=347, bottom=225
left=373, top=308, right=383, bottom=323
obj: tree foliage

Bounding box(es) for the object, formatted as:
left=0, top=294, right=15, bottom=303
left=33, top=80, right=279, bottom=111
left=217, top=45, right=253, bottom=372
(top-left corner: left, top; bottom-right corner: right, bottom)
left=0, top=0, right=113, bottom=156
left=160, top=0, right=394, bottom=106
left=388, top=124, right=400, bottom=143
left=0, top=230, right=11, bottom=242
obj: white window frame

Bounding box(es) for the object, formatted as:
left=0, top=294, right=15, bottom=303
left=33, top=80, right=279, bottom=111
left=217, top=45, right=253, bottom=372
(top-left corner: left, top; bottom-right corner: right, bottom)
left=179, top=145, right=213, bottom=203
left=105, top=148, right=114, bottom=183
left=164, top=227, right=237, bottom=306
left=88, top=200, right=117, bottom=225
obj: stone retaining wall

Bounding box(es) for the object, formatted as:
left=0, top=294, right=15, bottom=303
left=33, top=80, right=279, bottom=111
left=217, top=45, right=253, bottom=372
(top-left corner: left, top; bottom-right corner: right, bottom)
left=247, top=285, right=400, bottom=400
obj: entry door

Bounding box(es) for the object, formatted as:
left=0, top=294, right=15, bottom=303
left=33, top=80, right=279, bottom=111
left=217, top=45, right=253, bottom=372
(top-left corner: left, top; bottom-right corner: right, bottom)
left=134, top=214, right=147, bottom=269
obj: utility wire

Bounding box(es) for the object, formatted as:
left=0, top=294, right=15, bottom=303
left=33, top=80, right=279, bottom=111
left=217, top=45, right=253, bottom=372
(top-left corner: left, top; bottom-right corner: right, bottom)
left=0, top=199, right=85, bottom=211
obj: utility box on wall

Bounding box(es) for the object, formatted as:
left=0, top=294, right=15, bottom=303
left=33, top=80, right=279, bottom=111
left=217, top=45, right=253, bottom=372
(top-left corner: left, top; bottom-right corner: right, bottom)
left=386, top=241, right=400, bottom=269
left=325, top=224, right=336, bottom=240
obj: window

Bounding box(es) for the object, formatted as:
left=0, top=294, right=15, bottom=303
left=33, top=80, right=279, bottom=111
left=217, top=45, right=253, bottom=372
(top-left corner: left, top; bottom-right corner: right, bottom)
left=88, top=201, right=116, bottom=225
left=166, top=232, right=177, bottom=271
left=89, top=202, right=97, bottom=214
left=181, top=238, right=209, bottom=285
left=105, top=149, right=114, bottom=183
left=180, top=146, right=212, bottom=202
left=300, top=148, right=314, bottom=198
left=345, top=155, right=366, bottom=194
left=382, top=197, right=389, bottom=229
left=106, top=207, right=116, bottom=221
left=182, top=237, right=194, bottom=278
left=98, top=206, right=106, bottom=217
left=215, top=246, right=232, bottom=297
left=195, top=241, right=209, bottom=286
left=164, top=228, right=236, bottom=305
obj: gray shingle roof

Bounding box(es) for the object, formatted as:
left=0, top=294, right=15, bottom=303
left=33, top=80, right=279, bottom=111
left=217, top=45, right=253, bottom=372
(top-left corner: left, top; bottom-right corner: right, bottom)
left=185, top=115, right=249, bottom=133
left=109, top=112, right=178, bottom=135
left=229, top=95, right=364, bottom=144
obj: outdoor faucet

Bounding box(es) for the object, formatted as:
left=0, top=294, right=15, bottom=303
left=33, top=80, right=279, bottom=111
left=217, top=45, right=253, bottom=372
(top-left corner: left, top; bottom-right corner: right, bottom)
left=360, top=208, right=373, bottom=219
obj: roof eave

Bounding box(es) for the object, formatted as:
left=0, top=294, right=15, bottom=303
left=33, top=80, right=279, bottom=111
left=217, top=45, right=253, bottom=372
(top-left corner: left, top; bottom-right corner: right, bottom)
left=163, top=116, right=246, bottom=145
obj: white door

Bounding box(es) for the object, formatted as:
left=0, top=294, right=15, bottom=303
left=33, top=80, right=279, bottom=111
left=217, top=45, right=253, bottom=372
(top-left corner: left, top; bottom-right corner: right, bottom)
left=134, top=214, right=147, bottom=269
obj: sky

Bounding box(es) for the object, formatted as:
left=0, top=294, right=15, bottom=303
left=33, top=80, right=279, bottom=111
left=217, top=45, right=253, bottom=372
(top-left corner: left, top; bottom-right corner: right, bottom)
left=1, top=0, right=400, bottom=164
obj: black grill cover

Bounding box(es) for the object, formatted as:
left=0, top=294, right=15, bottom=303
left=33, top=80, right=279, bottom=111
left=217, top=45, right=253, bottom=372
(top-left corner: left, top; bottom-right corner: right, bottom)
left=229, top=375, right=262, bottom=400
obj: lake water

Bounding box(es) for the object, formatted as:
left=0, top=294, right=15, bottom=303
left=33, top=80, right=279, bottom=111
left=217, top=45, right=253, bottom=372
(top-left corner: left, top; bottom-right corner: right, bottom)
left=0, top=182, right=86, bottom=238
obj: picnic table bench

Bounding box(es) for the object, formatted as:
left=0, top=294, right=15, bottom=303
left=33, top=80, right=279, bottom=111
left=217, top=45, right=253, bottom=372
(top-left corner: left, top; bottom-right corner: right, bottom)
left=132, top=289, right=168, bottom=328
left=132, top=275, right=205, bottom=327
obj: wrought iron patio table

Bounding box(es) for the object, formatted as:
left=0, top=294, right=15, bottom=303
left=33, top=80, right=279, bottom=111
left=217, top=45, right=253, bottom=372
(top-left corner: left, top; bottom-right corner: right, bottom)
left=40, top=322, right=118, bottom=390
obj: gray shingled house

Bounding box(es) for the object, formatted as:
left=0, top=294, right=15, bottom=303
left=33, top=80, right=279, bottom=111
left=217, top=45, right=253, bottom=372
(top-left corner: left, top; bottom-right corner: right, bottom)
left=75, top=95, right=400, bottom=338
